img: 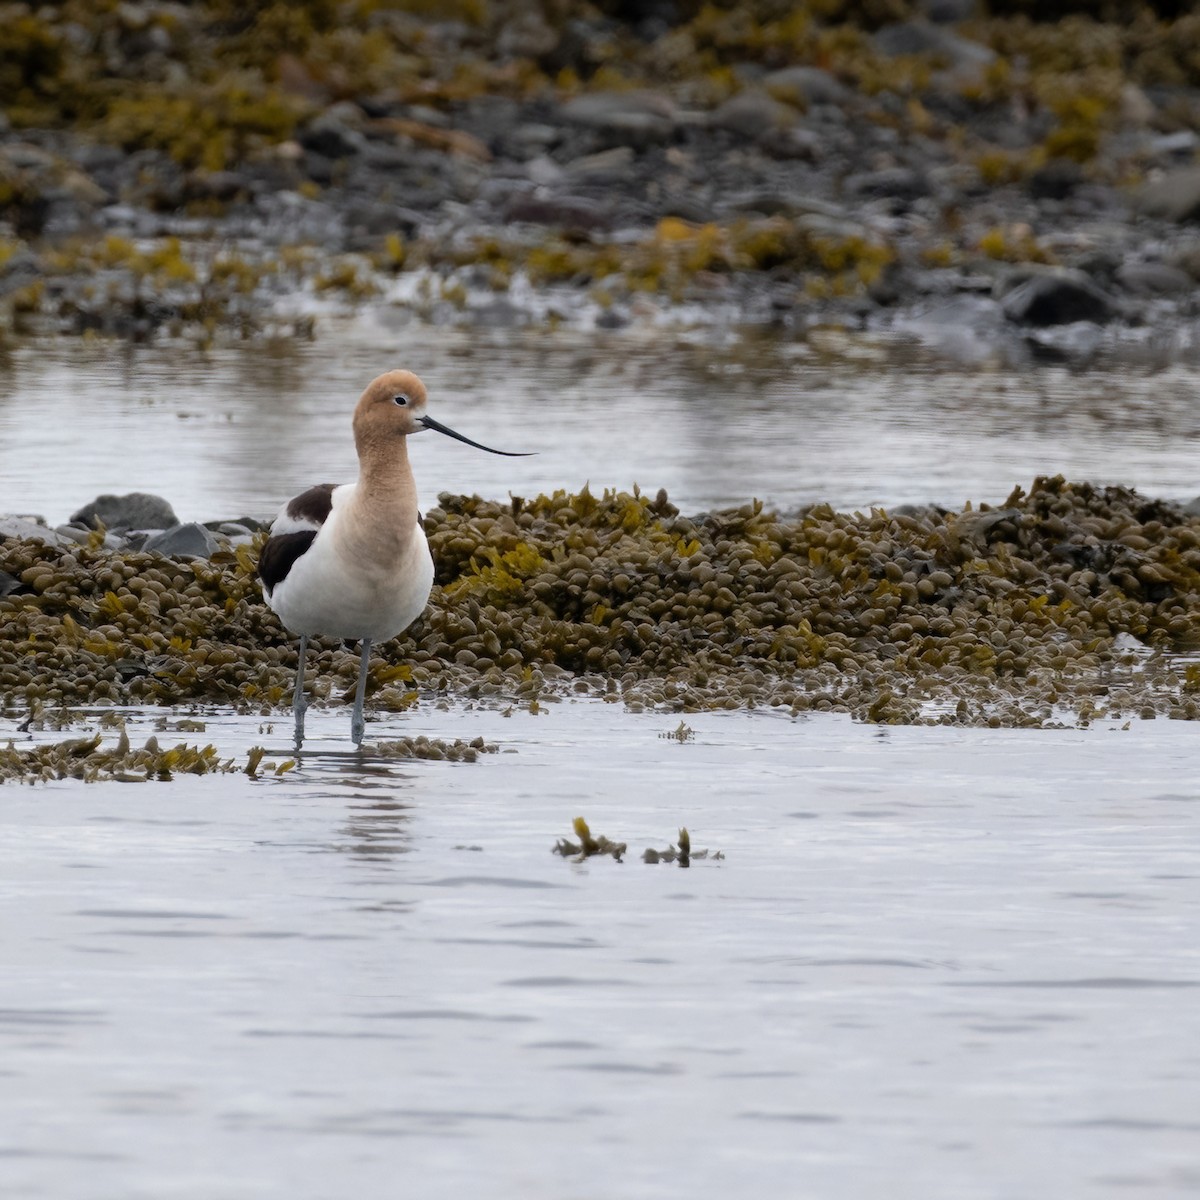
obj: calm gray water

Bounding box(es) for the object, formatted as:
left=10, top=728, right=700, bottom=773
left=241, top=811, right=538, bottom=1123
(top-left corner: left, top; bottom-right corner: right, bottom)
left=2, top=702, right=1199, bottom=1199
left=3, top=324, right=1200, bottom=522
left=4, top=329, right=1200, bottom=1197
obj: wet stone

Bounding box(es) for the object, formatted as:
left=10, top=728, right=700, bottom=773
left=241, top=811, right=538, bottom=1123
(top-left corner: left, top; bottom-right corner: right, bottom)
left=71, top=493, right=178, bottom=532
left=143, top=522, right=221, bottom=559
left=1, top=517, right=72, bottom=547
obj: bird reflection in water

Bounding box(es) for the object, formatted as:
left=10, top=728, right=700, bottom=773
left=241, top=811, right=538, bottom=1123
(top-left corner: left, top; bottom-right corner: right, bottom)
left=338, top=796, right=413, bottom=862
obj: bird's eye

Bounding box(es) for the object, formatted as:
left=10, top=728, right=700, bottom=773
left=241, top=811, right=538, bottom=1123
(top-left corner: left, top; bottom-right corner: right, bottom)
left=393, top=394, right=409, bottom=407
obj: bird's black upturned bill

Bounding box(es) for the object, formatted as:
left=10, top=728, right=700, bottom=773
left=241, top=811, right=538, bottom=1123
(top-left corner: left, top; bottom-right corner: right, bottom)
left=420, top=415, right=533, bottom=456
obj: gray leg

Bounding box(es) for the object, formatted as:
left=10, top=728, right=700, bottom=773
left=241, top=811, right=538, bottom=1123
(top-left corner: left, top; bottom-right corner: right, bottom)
left=351, top=638, right=372, bottom=746
left=292, top=633, right=309, bottom=749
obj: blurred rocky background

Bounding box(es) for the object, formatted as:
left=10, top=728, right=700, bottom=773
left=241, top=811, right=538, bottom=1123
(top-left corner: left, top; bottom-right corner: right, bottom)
left=3, top=0, right=1200, bottom=350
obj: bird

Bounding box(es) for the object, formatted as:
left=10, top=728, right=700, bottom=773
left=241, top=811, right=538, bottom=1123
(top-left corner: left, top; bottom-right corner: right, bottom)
left=257, top=369, right=530, bottom=748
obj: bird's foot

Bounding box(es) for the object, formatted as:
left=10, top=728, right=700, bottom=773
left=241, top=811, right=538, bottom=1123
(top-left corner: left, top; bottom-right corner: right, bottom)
left=350, top=713, right=365, bottom=746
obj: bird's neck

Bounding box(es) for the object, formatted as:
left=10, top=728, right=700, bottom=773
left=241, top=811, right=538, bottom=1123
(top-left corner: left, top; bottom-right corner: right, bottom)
left=341, top=434, right=420, bottom=563
left=353, top=432, right=417, bottom=514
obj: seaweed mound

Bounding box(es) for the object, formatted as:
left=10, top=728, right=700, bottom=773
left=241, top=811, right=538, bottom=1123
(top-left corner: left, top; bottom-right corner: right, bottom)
left=3, top=477, right=1200, bottom=726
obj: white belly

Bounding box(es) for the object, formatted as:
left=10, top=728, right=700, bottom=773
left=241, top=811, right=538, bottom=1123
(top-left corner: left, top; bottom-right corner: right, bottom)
left=267, top=520, right=435, bottom=642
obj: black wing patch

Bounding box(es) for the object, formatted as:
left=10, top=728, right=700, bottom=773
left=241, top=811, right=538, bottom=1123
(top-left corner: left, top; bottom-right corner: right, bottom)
left=258, top=530, right=317, bottom=596
left=286, top=483, right=336, bottom=527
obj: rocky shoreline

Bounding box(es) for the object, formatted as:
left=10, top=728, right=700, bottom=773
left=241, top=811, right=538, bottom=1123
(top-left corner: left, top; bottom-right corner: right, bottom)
left=4, top=477, right=1200, bottom=730
left=4, top=2, right=1200, bottom=362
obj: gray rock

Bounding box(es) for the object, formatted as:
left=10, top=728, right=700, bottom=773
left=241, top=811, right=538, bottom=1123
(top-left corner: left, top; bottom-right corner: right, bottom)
left=503, top=192, right=612, bottom=232
left=846, top=167, right=930, bottom=201
left=1025, top=321, right=1105, bottom=364
left=1116, top=83, right=1154, bottom=127
left=0, top=569, right=22, bottom=597
left=708, top=91, right=796, bottom=139
left=1149, top=131, right=1197, bottom=158
left=525, top=154, right=565, bottom=185
left=496, top=122, right=560, bottom=158
left=595, top=307, right=629, bottom=330
left=71, top=492, right=178, bottom=531
left=560, top=91, right=679, bottom=146
left=873, top=20, right=995, bottom=71
left=1136, top=168, right=1200, bottom=222
left=143, top=522, right=221, bottom=559
left=760, top=127, right=821, bottom=161
left=54, top=524, right=96, bottom=545
left=1115, top=262, right=1193, bottom=296
left=730, top=191, right=844, bottom=219
left=762, top=67, right=851, bottom=108
left=660, top=195, right=714, bottom=224
left=1, top=516, right=72, bottom=546
left=299, top=114, right=366, bottom=160
left=1028, top=158, right=1083, bottom=200
left=0, top=248, right=41, bottom=298
left=1002, top=270, right=1119, bottom=327
left=795, top=212, right=873, bottom=241
left=469, top=299, right=523, bottom=328
left=563, top=146, right=635, bottom=180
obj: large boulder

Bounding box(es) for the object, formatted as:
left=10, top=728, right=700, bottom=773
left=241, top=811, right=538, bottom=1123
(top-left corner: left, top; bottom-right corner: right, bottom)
left=70, top=492, right=178, bottom=531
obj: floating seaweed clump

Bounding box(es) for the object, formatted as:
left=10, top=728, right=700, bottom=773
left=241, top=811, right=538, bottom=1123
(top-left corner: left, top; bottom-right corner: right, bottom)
left=0, top=730, right=245, bottom=784
left=642, top=826, right=723, bottom=865
left=660, top=721, right=695, bottom=742
left=243, top=744, right=295, bottom=776
left=554, top=816, right=627, bottom=861
left=5, top=477, right=1200, bottom=727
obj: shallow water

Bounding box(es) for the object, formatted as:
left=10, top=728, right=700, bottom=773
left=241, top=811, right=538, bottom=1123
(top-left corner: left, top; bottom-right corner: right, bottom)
left=4, top=328, right=1200, bottom=1196
left=2, top=701, right=1199, bottom=1198
left=3, top=325, right=1200, bottom=523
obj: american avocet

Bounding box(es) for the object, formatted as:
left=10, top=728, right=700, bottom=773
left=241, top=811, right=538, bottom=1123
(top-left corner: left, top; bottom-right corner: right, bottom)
left=258, top=369, right=529, bottom=747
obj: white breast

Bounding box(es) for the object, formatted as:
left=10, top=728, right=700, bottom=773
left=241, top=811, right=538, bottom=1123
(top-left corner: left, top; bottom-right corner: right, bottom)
left=266, top=489, right=435, bottom=642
